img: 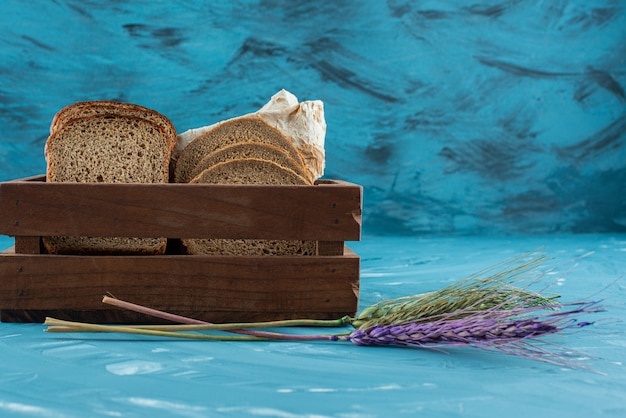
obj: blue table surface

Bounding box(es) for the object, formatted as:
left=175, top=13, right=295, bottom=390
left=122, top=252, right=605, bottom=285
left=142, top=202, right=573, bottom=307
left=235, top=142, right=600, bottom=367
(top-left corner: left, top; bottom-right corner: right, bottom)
left=1, top=233, right=625, bottom=417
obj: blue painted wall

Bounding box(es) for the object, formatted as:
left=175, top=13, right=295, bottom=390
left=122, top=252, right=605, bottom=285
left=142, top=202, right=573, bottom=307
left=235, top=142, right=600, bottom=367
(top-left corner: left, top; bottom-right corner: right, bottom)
left=1, top=1, right=624, bottom=235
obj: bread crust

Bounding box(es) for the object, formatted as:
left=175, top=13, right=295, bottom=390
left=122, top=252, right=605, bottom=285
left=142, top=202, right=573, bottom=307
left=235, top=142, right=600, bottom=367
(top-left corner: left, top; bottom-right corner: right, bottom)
left=50, top=100, right=177, bottom=152
left=189, top=158, right=309, bottom=185
left=174, top=116, right=307, bottom=183
left=188, top=142, right=311, bottom=183
left=43, top=111, right=172, bottom=255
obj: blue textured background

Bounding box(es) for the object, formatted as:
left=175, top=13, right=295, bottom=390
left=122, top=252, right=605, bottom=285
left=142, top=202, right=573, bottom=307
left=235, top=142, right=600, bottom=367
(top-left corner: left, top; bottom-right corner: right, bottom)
left=1, top=0, right=624, bottom=236
left=1, top=3, right=626, bottom=417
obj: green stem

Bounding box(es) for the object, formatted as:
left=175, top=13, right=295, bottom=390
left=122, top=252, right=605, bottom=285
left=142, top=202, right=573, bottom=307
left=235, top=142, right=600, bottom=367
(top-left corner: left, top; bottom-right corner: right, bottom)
left=101, top=295, right=352, bottom=340
left=44, top=317, right=350, bottom=342
left=45, top=318, right=267, bottom=340
left=50, top=317, right=350, bottom=331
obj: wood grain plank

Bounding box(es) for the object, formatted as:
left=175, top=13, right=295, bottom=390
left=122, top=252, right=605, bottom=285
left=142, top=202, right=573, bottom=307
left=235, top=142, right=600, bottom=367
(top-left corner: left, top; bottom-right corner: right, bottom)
left=317, top=241, right=344, bottom=256
left=0, top=249, right=360, bottom=321
left=0, top=178, right=362, bottom=240
left=14, top=236, right=42, bottom=254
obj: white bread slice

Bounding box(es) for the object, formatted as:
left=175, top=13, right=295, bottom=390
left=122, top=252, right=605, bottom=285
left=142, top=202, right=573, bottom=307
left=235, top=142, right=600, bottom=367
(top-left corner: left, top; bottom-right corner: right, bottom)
left=183, top=158, right=315, bottom=256
left=173, top=115, right=307, bottom=183
left=174, top=89, right=325, bottom=183
left=188, top=142, right=311, bottom=183
left=42, top=114, right=172, bottom=255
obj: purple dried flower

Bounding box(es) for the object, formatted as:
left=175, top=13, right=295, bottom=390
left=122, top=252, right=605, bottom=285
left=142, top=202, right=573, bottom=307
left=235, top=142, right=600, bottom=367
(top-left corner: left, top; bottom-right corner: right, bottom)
left=343, top=300, right=604, bottom=368
left=347, top=317, right=559, bottom=347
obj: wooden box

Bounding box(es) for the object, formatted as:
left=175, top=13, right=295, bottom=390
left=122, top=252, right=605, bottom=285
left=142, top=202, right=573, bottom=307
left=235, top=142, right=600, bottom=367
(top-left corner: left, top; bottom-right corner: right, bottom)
left=0, top=175, right=361, bottom=324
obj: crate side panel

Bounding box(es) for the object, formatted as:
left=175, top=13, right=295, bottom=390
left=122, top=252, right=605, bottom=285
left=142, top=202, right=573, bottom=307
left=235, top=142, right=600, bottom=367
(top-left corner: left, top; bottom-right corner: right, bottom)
left=0, top=180, right=361, bottom=241
left=0, top=252, right=359, bottom=319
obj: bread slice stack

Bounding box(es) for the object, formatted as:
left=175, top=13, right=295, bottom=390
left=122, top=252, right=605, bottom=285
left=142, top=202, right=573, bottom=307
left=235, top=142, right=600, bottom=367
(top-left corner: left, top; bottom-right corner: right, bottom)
left=175, top=90, right=326, bottom=256
left=174, top=89, right=326, bottom=183
left=174, top=115, right=311, bottom=183
left=189, top=142, right=309, bottom=182
left=43, top=101, right=177, bottom=255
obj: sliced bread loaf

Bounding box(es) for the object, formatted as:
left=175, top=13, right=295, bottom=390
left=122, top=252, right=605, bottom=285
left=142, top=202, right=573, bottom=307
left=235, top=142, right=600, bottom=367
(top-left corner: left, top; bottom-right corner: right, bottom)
left=43, top=236, right=168, bottom=256
left=45, top=114, right=171, bottom=183
left=174, top=90, right=326, bottom=184
left=188, top=142, right=311, bottom=183
left=173, top=115, right=307, bottom=183
left=188, top=158, right=309, bottom=185
left=183, top=158, right=315, bottom=256
left=256, top=89, right=326, bottom=182
left=43, top=114, right=172, bottom=255
left=182, top=237, right=316, bottom=256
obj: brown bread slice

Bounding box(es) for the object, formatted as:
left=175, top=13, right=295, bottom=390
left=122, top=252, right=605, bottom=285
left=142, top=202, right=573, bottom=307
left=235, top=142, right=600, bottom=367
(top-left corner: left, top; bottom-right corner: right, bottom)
left=42, top=236, right=168, bottom=256
left=183, top=158, right=315, bottom=256
left=45, top=114, right=171, bottom=182
left=42, top=114, right=172, bottom=255
left=173, top=115, right=307, bottom=183
left=188, top=142, right=311, bottom=183
left=183, top=238, right=316, bottom=256
left=50, top=100, right=177, bottom=152
left=189, top=158, right=309, bottom=185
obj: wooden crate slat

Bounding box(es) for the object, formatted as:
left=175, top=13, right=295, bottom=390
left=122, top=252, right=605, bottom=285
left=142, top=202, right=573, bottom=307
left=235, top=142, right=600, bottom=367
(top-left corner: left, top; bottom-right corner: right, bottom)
left=0, top=249, right=360, bottom=317
left=14, top=236, right=42, bottom=254
left=317, top=241, right=345, bottom=256
left=0, top=177, right=362, bottom=241
left=0, top=176, right=362, bottom=324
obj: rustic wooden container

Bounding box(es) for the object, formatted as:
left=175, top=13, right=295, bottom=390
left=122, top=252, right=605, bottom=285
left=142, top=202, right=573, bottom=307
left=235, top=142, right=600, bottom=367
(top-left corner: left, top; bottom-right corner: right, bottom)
left=0, top=175, right=361, bottom=324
